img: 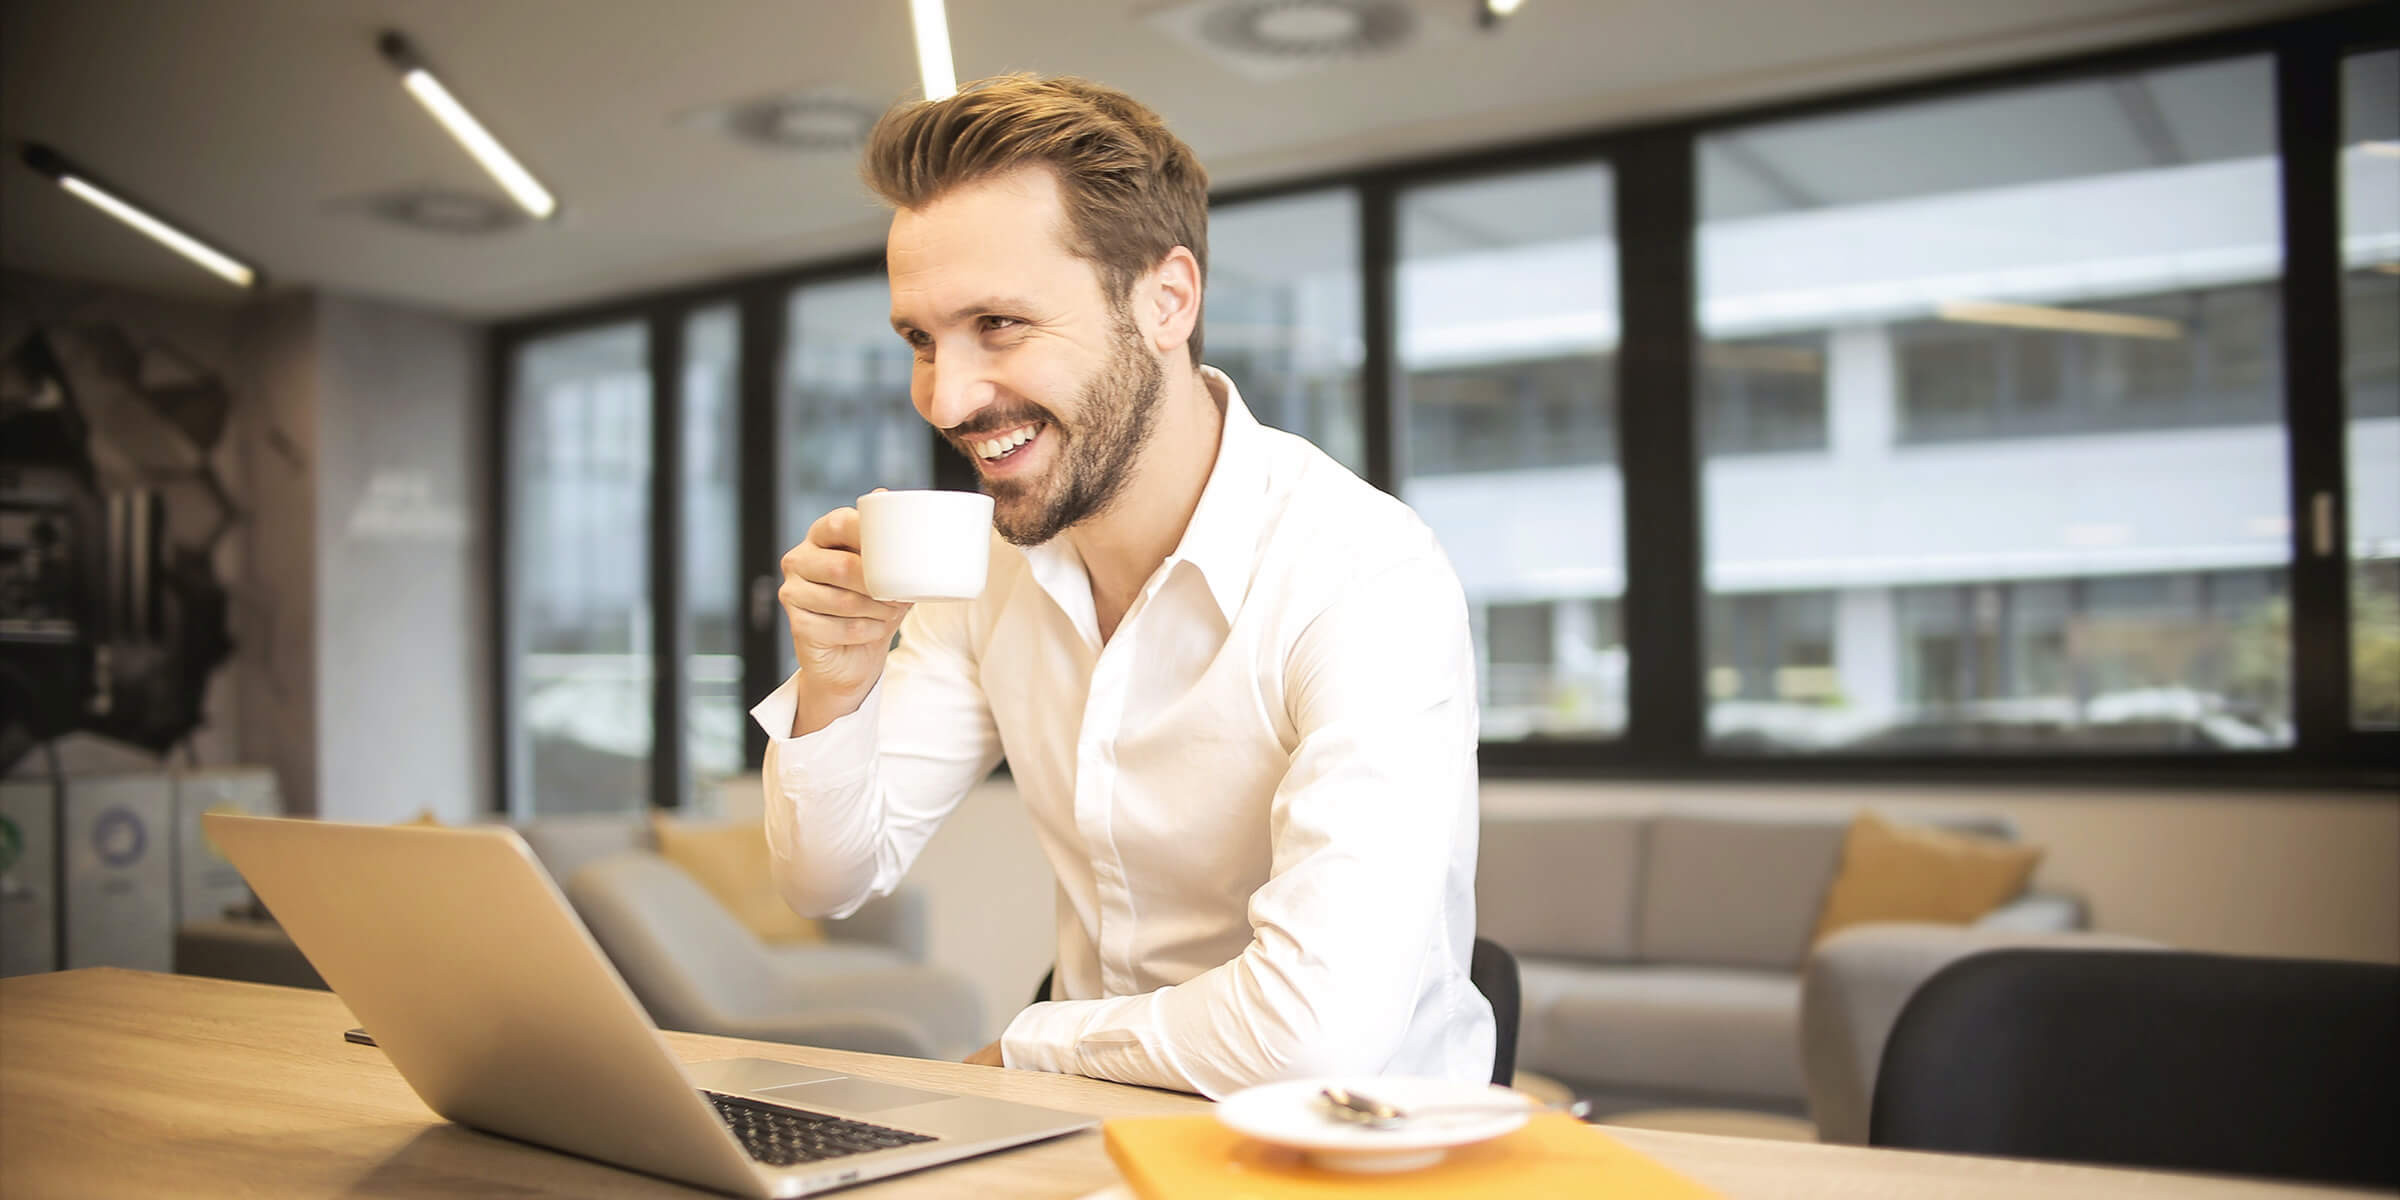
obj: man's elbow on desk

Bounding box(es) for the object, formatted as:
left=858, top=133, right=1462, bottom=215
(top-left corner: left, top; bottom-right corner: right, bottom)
left=1002, top=987, right=1417, bottom=1098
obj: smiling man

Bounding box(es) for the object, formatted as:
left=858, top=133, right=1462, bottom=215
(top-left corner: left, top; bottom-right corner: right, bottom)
left=751, top=75, right=1492, bottom=1097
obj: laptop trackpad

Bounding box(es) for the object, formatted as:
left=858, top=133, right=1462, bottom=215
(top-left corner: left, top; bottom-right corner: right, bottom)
left=760, top=1078, right=958, bottom=1114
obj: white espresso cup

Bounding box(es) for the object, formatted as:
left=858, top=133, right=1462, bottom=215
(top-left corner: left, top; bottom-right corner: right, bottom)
left=856, top=489, right=995, bottom=602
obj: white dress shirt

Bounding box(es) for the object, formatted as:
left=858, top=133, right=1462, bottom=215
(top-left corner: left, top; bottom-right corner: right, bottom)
left=751, top=368, right=1492, bottom=1098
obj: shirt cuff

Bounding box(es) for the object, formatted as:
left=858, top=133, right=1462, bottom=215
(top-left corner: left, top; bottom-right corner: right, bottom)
left=750, top=672, right=884, bottom=778
left=998, top=1001, right=1076, bottom=1076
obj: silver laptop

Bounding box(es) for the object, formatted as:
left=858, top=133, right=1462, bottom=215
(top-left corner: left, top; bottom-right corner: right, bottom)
left=206, top=813, right=1094, bottom=1198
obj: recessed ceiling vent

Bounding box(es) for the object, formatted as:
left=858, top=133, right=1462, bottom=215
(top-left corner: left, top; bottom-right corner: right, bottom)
left=682, top=91, right=881, bottom=152
left=1145, top=0, right=1462, bottom=80
left=352, top=188, right=526, bottom=235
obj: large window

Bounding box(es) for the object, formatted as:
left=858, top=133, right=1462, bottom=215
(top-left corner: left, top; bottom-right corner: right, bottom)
left=507, top=322, right=651, bottom=816
left=1397, top=163, right=1625, bottom=740
left=1208, top=190, right=1366, bottom=473
left=2344, top=49, right=2400, bottom=729
left=497, top=13, right=2395, bottom=809
left=1695, top=54, right=2294, bottom=754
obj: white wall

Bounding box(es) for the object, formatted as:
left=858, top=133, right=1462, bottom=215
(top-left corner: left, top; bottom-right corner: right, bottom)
left=313, top=295, right=491, bottom=824
left=896, top=777, right=2400, bottom=1039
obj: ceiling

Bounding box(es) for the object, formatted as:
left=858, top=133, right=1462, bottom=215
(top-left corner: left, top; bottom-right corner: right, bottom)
left=0, top=0, right=2343, bottom=320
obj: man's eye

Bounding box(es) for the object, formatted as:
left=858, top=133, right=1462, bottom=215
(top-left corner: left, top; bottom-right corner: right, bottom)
left=980, top=316, right=1022, bottom=334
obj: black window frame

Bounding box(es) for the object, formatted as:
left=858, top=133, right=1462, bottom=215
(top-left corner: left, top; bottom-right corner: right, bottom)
left=489, top=3, right=2399, bottom=814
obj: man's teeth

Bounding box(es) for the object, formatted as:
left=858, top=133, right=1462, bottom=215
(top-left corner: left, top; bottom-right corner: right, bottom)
left=972, top=425, right=1039, bottom=460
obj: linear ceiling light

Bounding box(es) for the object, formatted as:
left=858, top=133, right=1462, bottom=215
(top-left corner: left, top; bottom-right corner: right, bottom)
left=1936, top=299, right=2182, bottom=340
left=1478, top=0, right=1526, bottom=28
left=19, top=144, right=259, bottom=287
left=909, top=0, right=958, bottom=101
left=378, top=31, right=556, bottom=219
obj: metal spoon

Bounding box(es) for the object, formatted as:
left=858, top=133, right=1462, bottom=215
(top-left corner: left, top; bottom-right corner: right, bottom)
left=1317, top=1086, right=1592, bottom=1129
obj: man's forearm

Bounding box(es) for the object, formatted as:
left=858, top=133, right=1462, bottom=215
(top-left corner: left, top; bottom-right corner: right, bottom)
left=752, top=649, right=1001, bottom=921
left=755, top=673, right=899, bottom=917
left=760, top=735, right=890, bottom=918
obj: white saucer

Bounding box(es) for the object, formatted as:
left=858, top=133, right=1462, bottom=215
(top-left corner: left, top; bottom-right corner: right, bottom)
left=1215, top=1077, right=1532, bottom=1173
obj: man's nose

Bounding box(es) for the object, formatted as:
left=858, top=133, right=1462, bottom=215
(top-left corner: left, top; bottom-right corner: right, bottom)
left=917, top=348, right=997, bottom=432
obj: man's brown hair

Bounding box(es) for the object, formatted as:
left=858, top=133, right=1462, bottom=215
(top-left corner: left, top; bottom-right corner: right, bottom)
left=862, top=74, right=1211, bottom=361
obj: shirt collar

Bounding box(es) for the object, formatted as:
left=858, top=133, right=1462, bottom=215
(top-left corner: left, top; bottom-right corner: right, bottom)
left=1016, top=365, right=1267, bottom=631
left=1172, top=366, right=1269, bottom=625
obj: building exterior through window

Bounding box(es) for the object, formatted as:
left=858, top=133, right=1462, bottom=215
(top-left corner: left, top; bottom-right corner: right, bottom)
left=1399, top=53, right=2397, bottom=751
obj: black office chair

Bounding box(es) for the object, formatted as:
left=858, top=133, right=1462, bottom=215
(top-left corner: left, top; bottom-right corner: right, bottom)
left=1871, top=948, right=2400, bottom=1190
left=1030, top=936, right=1523, bottom=1086
left=1467, top=936, right=1520, bottom=1086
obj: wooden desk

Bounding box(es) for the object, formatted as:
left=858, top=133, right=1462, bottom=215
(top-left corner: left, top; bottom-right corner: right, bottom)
left=0, top=970, right=2378, bottom=1199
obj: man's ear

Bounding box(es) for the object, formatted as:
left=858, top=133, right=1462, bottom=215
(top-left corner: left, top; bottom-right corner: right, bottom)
left=1141, top=246, right=1202, bottom=359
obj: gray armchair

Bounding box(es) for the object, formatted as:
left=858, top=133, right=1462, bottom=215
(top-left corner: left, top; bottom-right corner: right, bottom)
left=516, top=812, right=928, bottom=965
left=516, top=813, right=983, bottom=1061
left=564, top=853, right=983, bottom=1059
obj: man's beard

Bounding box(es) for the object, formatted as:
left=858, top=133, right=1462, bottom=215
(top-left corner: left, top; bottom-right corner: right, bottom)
left=954, top=318, right=1165, bottom=547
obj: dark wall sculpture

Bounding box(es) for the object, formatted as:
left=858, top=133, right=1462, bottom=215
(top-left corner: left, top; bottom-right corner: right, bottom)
left=0, top=323, right=238, bottom=774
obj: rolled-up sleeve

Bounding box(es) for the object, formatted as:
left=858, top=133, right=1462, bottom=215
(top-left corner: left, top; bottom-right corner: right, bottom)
left=996, top=548, right=1486, bottom=1096
left=753, top=598, right=1004, bottom=919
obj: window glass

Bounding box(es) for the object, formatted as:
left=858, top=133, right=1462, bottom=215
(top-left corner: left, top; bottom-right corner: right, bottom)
left=778, top=276, right=932, bottom=679
left=1397, top=163, right=1625, bottom=739
left=681, top=307, right=743, bottom=801
left=2343, top=49, right=2400, bottom=728
left=1208, top=190, right=1366, bottom=472
left=1696, top=54, right=2292, bottom=752
left=1889, top=284, right=2282, bottom=443
left=1703, top=334, right=1829, bottom=455
left=508, top=322, right=652, bottom=814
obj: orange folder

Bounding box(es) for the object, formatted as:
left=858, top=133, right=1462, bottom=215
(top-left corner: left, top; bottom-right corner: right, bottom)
left=1104, top=1112, right=1722, bottom=1199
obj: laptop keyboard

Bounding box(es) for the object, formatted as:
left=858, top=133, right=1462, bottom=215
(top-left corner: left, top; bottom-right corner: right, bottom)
left=702, top=1090, right=938, bottom=1167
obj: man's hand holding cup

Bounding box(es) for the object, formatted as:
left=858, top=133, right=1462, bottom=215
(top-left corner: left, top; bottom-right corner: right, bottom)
left=780, top=489, right=993, bottom=737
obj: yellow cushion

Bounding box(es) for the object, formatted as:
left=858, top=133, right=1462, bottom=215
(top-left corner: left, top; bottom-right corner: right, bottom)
left=648, top=813, right=823, bottom=945
left=1813, top=811, right=2043, bottom=943
left=398, top=808, right=443, bottom=826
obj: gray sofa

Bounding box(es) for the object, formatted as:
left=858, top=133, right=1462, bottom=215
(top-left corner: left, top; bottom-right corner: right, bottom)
left=1476, top=808, right=2086, bottom=1118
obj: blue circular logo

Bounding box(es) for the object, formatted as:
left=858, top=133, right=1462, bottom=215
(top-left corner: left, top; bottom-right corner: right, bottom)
left=93, top=806, right=147, bottom=868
